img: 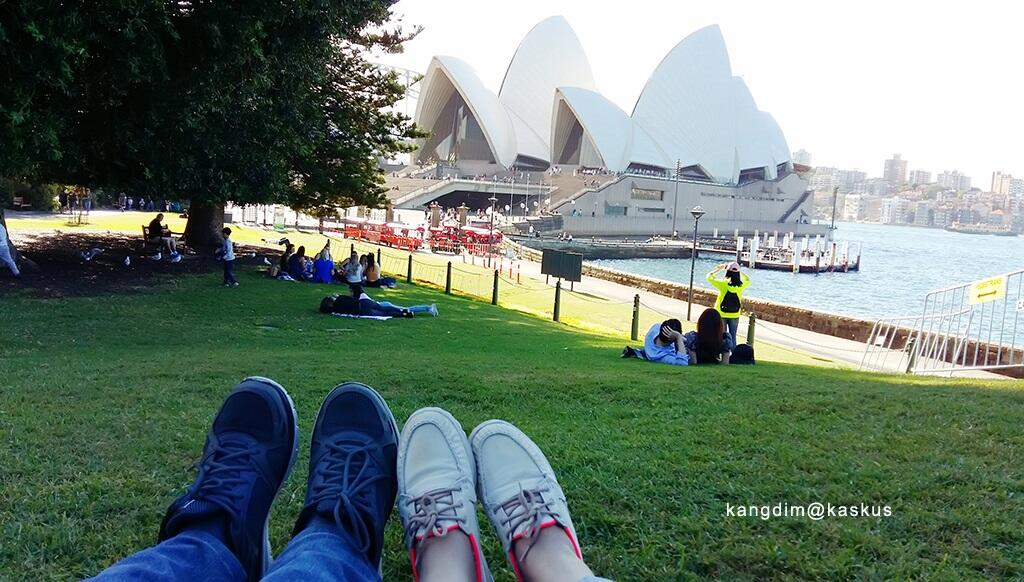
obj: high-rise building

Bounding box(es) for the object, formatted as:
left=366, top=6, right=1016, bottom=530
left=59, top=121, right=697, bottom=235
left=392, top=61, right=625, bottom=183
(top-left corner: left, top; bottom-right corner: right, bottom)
left=1010, top=178, right=1024, bottom=197
left=937, top=170, right=971, bottom=192
left=883, top=154, right=908, bottom=186
left=836, top=169, right=867, bottom=192
left=880, top=197, right=911, bottom=224
left=792, top=149, right=812, bottom=166
left=842, top=194, right=865, bottom=221
left=809, top=166, right=837, bottom=192
left=908, top=169, right=932, bottom=185
left=991, top=171, right=1013, bottom=194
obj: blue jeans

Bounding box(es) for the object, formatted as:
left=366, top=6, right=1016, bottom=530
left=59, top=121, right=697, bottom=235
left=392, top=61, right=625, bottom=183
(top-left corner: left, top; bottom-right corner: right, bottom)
left=725, top=317, right=739, bottom=346
left=90, top=527, right=378, bottom=581
left=377, top=301, right=430, bottom=314
left=224, top=260, right=237, bottom=285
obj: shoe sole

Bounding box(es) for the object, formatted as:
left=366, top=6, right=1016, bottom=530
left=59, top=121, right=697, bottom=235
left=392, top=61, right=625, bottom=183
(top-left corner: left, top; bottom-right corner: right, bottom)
left=241, top=376, right=300, bottom=576
left=315, top=381, right=399, bottom=577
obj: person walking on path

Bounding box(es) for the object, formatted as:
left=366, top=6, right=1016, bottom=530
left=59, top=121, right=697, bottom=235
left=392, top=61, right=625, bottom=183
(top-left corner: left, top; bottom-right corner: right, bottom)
left=707, top=261, right=750, bottom=345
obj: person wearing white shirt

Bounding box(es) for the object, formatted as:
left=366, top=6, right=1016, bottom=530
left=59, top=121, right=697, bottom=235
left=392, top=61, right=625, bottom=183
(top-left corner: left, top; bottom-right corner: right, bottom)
left=0, top=221, right=20, bottom=278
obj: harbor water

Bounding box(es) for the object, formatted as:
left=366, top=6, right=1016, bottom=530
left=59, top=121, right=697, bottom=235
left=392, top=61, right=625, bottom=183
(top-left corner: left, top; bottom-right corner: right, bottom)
left=591, top=222, right=1024, bottom=322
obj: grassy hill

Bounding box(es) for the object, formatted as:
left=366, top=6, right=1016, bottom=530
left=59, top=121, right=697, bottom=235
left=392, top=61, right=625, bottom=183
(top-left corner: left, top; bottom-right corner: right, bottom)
left=1, top=269, right=1022, bottom=580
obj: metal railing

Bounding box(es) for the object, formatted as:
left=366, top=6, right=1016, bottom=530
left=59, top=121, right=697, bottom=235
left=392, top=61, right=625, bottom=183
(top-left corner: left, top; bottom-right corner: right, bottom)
left=862, top=269, right=1024, bottom=376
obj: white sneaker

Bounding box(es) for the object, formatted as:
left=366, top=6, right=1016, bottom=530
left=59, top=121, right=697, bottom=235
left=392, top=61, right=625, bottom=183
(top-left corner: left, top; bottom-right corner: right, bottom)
left=170, top=253, right=182, bottom=263
left=429, top=304, right=439, bottom=317
left=152, top=252, right=162, bottom=261
left=470, top=420, right=583, bottom=570
left=398, top=408, right=492, bottom=582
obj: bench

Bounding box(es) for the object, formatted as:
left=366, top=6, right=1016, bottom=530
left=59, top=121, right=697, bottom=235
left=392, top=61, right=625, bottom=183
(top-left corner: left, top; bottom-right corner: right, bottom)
left=11, top=196, right=31, bottom=210
left=142, top=225, right=184, bottom=250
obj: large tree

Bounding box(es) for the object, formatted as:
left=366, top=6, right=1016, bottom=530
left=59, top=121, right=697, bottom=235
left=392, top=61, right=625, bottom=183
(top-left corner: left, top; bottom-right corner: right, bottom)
left=0, top=1, right=419, bottom=247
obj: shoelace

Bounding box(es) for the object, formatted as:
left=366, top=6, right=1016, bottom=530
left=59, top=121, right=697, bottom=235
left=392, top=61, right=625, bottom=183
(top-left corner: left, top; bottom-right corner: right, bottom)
left=193, top=439, right=259, bottom=522
left=495, top=485, right=559, bottom=563
left=403, top=487, right=466, bottom=546
left=311, top=440, right=390, bottom=555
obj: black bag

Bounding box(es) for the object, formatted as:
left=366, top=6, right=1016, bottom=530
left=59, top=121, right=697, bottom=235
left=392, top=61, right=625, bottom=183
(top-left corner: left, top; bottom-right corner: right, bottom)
left=731, top=343, right=755, bottom=365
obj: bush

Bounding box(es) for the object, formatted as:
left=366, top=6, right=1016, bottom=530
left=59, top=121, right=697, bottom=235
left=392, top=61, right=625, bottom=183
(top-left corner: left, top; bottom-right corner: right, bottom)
left=1, top=179, right=59, bottom=211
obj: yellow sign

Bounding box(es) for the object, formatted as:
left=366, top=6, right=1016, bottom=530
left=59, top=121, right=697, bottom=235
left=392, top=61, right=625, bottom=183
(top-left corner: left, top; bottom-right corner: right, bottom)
left=969, top=275, right=1007, bottom=305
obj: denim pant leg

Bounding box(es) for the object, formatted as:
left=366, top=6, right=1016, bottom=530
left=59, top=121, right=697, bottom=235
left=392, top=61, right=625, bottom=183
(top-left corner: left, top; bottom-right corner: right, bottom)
left=262, top=528, right=379, bottom=582
left=359, top=299, right=405, bottom=317
left=88, top=531, right=245, bottom=582
left=725, top=317, right=739, bottom=345
left=224, top=260, right=236, bottom=284
left=377, top=301, right=430, bottom=314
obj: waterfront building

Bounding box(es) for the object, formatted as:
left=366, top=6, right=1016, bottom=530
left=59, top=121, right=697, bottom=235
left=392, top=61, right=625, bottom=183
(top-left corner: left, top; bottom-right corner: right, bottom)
left=843, top=194, right=865, bottom=221
left=883, top=154, right=908, bottom=186
left=933, top=205, right=954, bottom=228
left=908, top=169, right=932, bottom=185
left=881, top=197, right=911, bottom=224
left=991, top=171, right=1013, bottom=194
left=406, top=17, right=819, bottom=236
left=913, top=200, right=934, bottom=226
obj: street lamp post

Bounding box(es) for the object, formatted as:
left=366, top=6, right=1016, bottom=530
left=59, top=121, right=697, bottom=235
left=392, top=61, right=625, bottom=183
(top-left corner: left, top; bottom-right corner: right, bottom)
left=686, top=205, right=706, bottom=321
left=670, top=159, right=681, bottom=237
left=487, top=195, right=498, bottom=268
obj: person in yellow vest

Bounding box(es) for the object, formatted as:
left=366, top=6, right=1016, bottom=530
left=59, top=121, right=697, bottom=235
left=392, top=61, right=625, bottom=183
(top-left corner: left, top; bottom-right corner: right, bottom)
left=707, top=261, right=750, bottom=344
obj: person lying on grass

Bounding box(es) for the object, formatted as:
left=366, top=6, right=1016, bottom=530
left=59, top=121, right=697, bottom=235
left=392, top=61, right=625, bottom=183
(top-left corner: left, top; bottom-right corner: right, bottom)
left=621, top=318, right=689, bottom=365
left=319, top=284, right=437, bottom=318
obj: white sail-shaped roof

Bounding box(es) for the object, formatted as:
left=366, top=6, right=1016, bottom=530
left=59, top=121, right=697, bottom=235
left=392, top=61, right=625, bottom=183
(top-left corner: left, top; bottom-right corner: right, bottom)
left=631, top=25, right=737, bottom=182
left=551, top=87, right=631, bottom=171
left=415, top=56, right=517, bottom=168
left=412, top=18, right=793, bottom=179
left=499, top=16, right=598, bottom=164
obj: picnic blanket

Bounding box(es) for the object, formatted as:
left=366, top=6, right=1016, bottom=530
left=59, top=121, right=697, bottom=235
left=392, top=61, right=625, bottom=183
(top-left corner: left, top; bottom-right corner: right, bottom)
left=331, top=313, right=391, bottom=321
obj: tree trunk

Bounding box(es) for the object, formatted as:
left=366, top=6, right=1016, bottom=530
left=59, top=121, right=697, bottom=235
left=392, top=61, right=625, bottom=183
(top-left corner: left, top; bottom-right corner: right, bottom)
left=183, top=202, right=225, bottom=250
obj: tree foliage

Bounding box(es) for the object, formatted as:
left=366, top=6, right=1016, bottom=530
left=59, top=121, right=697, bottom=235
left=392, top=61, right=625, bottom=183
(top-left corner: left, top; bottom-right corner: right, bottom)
left=1, top=1, right=420, bottom=245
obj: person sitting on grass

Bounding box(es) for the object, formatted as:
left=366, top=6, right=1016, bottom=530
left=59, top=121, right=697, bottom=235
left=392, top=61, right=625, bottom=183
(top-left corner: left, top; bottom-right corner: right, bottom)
left=89, top=379, right=611, bottom=582
left=276, top=243, right=295, bottom=276
left=352, top=284, right=437, bottom=317
left=147, top=213, right=179, bottom=259
left=684, top=308, right=734, bottom=364
left=312, top=241, right=334, bottom=283
left=287, top=245, right=312, bottom=281
left=337, top=249, right=364, bottom=284
left=621, top=318, right=689, bottom=366
left=362, top=253, right=396, bottom=288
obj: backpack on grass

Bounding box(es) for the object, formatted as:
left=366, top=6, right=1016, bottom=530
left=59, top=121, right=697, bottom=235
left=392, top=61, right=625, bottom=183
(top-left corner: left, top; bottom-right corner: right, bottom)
left=731, top=343, right=755, bottom=365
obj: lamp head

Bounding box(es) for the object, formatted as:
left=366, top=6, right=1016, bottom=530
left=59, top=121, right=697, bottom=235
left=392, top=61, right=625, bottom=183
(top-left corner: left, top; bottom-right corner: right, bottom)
left=690, top=206, right=706, bottom=221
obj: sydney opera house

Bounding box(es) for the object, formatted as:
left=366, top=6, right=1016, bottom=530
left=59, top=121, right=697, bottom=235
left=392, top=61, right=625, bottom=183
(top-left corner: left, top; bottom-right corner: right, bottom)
left=401, top=16, right=821, bottom=236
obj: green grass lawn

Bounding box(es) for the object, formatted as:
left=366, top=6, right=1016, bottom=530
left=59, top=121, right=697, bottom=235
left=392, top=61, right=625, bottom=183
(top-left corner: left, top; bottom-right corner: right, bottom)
left=2, top=269, right=1023, bottom=580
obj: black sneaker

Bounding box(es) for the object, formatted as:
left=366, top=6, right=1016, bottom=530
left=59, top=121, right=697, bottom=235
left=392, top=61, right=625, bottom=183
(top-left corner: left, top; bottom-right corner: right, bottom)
left=293, top=382, right=399, bottom=571
left=158, top=377, right=299, bottom=580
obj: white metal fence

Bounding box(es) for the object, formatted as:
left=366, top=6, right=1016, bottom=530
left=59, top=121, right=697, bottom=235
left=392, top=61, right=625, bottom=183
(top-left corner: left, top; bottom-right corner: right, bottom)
left=862, top=269, right=1024, bottom=376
